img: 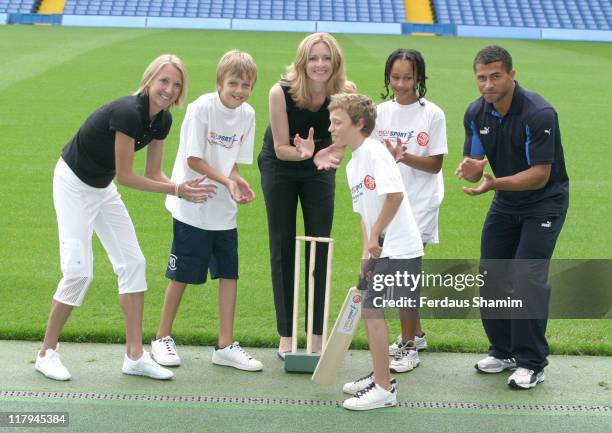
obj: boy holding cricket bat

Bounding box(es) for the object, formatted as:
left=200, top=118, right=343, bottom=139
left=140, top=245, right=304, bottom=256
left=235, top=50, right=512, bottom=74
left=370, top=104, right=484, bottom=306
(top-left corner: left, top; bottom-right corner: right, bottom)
left=327, top=93, right=424, bottom=411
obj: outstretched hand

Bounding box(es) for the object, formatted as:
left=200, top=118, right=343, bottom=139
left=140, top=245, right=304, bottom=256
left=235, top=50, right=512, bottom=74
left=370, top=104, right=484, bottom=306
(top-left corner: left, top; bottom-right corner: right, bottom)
left=384, top=137, right=406, bottom=163
left=462, top=172, right=495, bottom=196
left=455, top=157, right=488, bottom=180
left=314, top=146, right=340, bottom=170
left=180, top=176, right=217, bottom=203
left=233, top=176, right=256, bottom=204
left=294, top=127, right=315, bottom=159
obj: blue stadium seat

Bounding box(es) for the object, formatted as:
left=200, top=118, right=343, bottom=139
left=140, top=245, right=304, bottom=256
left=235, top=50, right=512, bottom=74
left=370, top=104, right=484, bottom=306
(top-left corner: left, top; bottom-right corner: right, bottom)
left=0, top=0, right=602, bottom=30
left=0, top=0, right=35, bottom=14
left=432, top=0, right=611, bottom=29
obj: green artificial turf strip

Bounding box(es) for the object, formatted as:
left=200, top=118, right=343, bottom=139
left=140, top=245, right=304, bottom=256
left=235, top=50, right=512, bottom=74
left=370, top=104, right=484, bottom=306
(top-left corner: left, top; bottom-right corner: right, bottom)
left=4, top=399, right=611, bottom=433
left=0, top=26, right=610, bottom=354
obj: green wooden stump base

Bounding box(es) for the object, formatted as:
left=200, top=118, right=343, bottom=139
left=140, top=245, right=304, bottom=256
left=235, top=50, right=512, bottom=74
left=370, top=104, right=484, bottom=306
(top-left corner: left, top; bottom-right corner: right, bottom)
left=284, top=353, right=320, bottom=373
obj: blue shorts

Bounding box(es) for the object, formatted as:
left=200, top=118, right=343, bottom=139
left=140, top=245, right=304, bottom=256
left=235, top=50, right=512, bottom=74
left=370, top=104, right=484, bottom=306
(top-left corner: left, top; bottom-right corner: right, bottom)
left=165, top=218, right=238, bottom=284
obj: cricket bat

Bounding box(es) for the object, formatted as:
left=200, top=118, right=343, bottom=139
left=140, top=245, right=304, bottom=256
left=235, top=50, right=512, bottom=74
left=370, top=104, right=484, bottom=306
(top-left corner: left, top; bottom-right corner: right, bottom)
left=311, top=287, right=363, bottom=385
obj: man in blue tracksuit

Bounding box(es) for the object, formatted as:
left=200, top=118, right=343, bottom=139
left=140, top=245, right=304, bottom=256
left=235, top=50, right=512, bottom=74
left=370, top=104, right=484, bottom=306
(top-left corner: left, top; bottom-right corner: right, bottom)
left=456, top=45, right=569, bottom=389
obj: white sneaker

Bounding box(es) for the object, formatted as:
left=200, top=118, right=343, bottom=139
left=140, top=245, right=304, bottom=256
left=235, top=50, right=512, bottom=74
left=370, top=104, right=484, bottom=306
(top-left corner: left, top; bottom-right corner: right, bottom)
left=212, top=342, right=263, bottom=371
left=475, top=355, right=517, bottom=373
left=343, top=382, right=397, bottom=411
left=122, top=350, right=174, bottom=380
left=415, top=333, right=428, bottom=351
left=35, top=345, right=71, bottom=381
left=507, top=367, right=545, bottom=389
left=389, top=341, right=420, bottom=373
left=151, top=336, right=181, bottom=366
left=389, top=335, right=402, bottom=356
left=389, top=333, right=427, bottom=355
left=342, top=371, right=397, bottom=395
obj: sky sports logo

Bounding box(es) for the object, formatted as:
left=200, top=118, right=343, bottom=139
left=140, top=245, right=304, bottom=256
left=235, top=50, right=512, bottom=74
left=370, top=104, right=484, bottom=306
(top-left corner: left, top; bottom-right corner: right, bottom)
left=377, top=129, right=415, bottom=143
left=207, top=132, right=243, bottom=149
left=351, top=181, right=364, bottom=203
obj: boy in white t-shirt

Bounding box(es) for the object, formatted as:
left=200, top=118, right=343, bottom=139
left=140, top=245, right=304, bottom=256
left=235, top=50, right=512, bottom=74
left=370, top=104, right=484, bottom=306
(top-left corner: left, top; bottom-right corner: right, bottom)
left=151, top=50, right=263, bottom=372
left=373, top=49, right=448, bottom=369
left=328, top=93, right=424, bottom=411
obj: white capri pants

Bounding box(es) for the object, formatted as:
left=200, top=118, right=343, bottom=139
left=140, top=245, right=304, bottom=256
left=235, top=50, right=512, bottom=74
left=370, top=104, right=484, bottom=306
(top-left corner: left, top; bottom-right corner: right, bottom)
left=411, top=206, right=440, bottom=245
left=52, top=159, right=147, bottom=306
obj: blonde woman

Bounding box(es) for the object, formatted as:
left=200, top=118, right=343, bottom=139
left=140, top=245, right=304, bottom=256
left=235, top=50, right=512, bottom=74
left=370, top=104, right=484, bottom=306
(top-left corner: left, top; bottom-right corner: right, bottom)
left=257, top=33, right=351, bottom=358
left=36, top=54, right=215, bottom=381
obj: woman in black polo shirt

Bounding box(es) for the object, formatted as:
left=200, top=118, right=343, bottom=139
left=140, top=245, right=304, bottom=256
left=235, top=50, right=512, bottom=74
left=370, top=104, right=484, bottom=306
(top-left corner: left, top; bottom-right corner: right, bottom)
left=35, top=54, right=214, bottom=382
left=258, top=33, right=351, bottom=358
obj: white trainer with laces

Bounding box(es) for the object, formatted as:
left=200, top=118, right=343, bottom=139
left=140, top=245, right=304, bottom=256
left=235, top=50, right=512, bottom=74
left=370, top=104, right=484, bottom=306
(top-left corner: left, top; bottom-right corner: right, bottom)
left=342, top=372, right=397, bottom=395
left=212, top=342, right=263, bottom=371
left=389, top=333, right=427, bottom=355
left=389, top=341, right=420, bottom=373
left=122, top=350, right=174, bottom=380
left=475, top=355, right=517, bottom=373
left=151, top=336, right=181, bottom=366
left=343, top=382, right=397, bottom=411
left=507, top=367, right=545, bottom=389
left=414, top=334, right=428, bottom=351
left=35, top=345, right=71, bottom=381
left=389, top=335, right=402, bottom=356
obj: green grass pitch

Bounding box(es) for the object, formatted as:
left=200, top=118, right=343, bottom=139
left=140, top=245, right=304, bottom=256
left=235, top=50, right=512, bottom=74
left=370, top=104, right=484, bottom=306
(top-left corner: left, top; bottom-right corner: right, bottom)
left=0, top=26, right=610, bottom=355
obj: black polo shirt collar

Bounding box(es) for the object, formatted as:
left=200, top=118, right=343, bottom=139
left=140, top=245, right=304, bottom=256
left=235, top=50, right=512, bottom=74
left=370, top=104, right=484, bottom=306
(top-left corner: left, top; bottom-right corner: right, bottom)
left=484, top=81, right=524, bottom=119
left=136, top=92, right=165, bottom=127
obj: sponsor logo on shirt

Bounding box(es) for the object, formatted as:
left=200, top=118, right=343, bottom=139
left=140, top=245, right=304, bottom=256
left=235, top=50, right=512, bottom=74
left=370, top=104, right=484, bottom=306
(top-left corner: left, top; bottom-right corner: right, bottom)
left=417, top=131, right=429, bottom=147
left=377, top=129, right=415, bottom=144
left=208, top=132, right=243, bottom=149
left=351, top=181, right=365, bottom=203
left=351, top=175, right=376, bottom=203
left=364, top=175, right=376, bottom=190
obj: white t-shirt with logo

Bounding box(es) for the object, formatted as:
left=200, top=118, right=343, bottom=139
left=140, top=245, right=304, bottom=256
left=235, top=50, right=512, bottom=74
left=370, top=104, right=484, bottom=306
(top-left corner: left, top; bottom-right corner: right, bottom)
left=346, top=138, right=423, bottom=259
left=372, top=99, right=447, bottom=237
left=165, top=92, right=255, bottom=230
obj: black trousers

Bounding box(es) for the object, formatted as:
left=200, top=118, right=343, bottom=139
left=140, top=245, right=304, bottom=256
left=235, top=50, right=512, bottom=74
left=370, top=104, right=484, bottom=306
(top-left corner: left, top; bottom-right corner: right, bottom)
left=258, top=157, right=335, bottom=337
left=480, top=208, right=567, bottom=372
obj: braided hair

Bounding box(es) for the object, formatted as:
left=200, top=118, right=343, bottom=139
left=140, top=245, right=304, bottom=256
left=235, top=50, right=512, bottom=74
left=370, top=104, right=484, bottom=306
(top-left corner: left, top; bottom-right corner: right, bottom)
left=381, top=49, right=427, bottom=106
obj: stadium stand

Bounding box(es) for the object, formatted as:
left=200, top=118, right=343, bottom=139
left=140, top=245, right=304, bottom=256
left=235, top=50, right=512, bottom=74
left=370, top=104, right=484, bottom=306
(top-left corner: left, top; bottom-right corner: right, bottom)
left=432, top=0, right=611, bottom=31
left=0, top=0, right=36, bottom=13
left=59, top=0, right=406, bottom=22
left=2, top=0, right=610, bottom=41
left=4, top=0, right=609, bottom=32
